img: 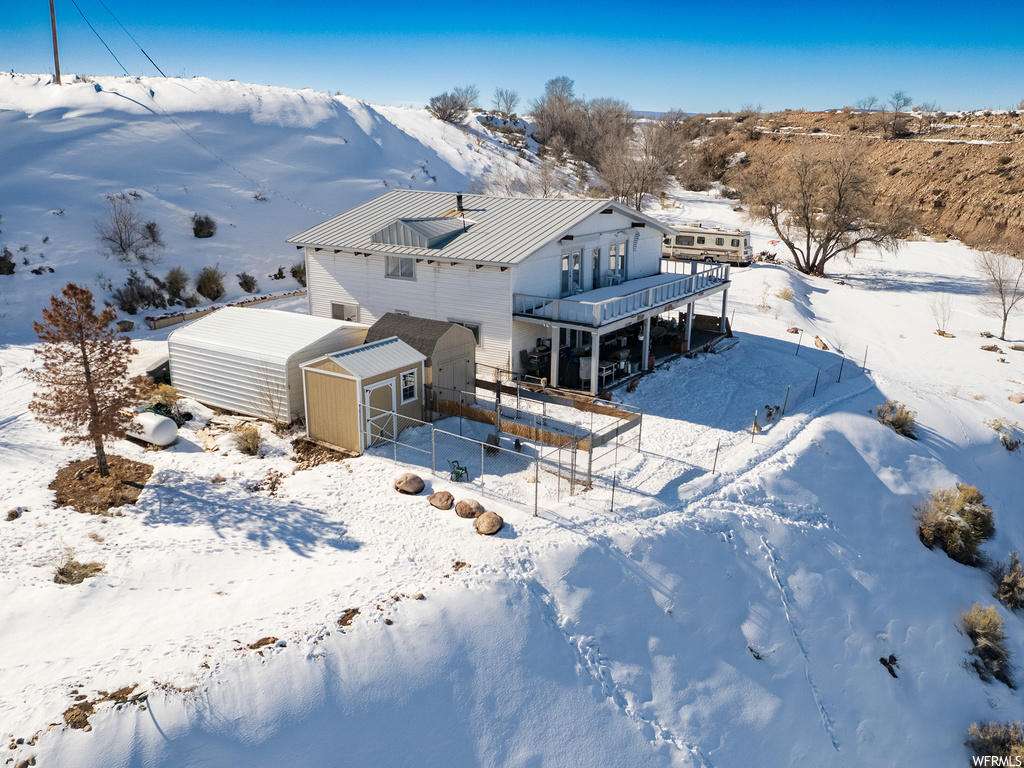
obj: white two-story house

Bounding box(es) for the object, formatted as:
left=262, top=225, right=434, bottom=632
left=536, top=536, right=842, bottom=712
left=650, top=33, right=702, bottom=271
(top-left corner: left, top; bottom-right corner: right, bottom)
left=287, top=190, right=730, bottom=395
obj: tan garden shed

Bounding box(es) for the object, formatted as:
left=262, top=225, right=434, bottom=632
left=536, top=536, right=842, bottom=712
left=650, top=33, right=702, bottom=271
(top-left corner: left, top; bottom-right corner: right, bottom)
left=364, top=313, right=477, bottom=397
left=301, top=336, right=426, bottom=453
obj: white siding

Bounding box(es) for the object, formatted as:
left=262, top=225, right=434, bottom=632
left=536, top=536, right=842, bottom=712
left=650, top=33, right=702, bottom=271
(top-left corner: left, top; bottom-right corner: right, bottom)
left=169, top=321, right=366, bottom=421
left=308, top=248, right=513, bottom=373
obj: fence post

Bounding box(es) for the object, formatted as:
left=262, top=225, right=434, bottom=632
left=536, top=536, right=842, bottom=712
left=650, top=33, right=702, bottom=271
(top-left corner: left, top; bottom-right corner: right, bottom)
left=861, top=345, right=868, bottom=372
left=795, top=329, right=804, bottom=356
left=812, top=368, right=820, bottom=397
left=480, top=442, right=485, bottom=491
left=782, top=384, right=791, bottom=416
left=837, top=355, right=846, bottom=383
left=430, top=427, right=436, bottom=474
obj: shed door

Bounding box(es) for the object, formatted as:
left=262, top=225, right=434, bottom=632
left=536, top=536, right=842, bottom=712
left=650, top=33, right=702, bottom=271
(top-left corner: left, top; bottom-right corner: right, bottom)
left=363, top=380, right=396, bottom=447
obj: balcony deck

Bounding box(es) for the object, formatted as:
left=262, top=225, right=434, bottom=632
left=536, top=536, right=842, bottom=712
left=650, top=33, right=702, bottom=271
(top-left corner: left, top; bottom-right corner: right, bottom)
left=513, top=262, right=729, bottom=329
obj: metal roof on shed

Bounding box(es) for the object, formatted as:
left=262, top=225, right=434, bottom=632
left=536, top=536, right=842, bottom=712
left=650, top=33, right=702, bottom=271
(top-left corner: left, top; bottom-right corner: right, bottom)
left=287, top=189, right=674, bottom=265
left=324, top=336, right=425, bottom=380
left=168, top=307, right=364, bottom=364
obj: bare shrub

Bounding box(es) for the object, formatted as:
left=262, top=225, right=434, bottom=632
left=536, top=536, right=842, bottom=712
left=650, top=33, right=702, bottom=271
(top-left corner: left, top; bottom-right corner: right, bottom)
left=427, top=92, right=468, bottom=124
left=233, top=423, right=261, bottom=456
left=916, top=483, right=994, bottom=565
left=967, top=721, right=1024, bottom=760
left=492, top=87, right=519, bottom=116
left=775, top=287, right=795, bottom=301
left=0, top=246, right=14, bottom=275
left=95, top=193, right=163, bottom=262
left=929, top=294, right=954, bottom=332
left=962, top=603, right=1013, bottom=686
left=112, top=270, right=168, bottom=315
left=877, top=400, right=918, bottom=439
left=195, top=265, right=225, bottom=300
left=994, top=551, right=1024, bottom=611
left=290, top=261, right=306, bottom=287
left=191, top=213, right=217, bottom=238
left=140, top=380, right=180, bottom=408
left=237, top=272, right=258, bottom=293
left=976, top=251, right=1024, bottom=340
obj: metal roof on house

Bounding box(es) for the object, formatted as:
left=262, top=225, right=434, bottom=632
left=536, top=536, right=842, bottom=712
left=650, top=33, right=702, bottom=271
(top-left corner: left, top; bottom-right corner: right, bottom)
left=287, top=189, right=675, bottom=265
left=371, top=217, right=468, bottom=249
left=167, top=307, right=364, bottom=364
left=364, top=313, right=470, bottom=361
left=325, top=336, right=425, bottom=379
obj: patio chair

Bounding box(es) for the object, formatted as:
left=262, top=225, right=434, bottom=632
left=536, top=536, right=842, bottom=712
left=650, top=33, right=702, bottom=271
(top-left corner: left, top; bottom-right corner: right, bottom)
left=448, top=460, right=469, bottom=482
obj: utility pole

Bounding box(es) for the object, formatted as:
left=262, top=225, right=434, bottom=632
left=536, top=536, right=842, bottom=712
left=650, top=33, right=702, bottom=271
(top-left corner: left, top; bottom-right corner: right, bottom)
left=49, top=0, right=62, bottom=84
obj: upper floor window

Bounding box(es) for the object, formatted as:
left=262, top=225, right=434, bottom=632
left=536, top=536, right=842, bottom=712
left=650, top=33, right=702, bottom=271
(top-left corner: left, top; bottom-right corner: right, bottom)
left=385, top=255, right=415, bottom=280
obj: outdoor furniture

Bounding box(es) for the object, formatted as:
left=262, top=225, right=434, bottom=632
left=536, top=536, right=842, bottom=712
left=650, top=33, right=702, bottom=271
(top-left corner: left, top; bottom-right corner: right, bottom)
left=520, top=349, right=542, bottom=377
left=598, top=361, right=617, bottom=388
left=579, top=356, right=592, bottom=389
left=448, top=460, right=469, bottom=482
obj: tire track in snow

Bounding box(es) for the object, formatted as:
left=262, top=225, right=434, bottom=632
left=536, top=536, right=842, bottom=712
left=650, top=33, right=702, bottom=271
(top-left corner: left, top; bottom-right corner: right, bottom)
left=757, top=533, right=840, bottom=752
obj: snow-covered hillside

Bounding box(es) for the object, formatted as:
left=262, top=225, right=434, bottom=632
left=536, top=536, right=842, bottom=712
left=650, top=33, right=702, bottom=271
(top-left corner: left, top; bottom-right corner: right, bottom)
left=2, top=75, right=1023, bottom=767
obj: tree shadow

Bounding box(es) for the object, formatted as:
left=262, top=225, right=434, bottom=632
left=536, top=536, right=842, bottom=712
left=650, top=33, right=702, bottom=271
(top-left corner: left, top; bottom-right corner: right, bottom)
left=138, top=470, right=359, bottom=557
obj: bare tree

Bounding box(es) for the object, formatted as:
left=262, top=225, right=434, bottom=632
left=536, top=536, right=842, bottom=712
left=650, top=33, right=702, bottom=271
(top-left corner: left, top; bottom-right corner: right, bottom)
left=492, top=87, right=520, bottom=116
left=23, top=283, right=143, bottom=478
left=95, top=192, right=163, bottom=262
left=452, top=84, right=480, bottom=110
left=887, top=90, right=913, bottom=138
left=930, top=294, right=955, bottom=333
left=854, top=96, right=879, bottom=131
left=917, top=101, right=941, bottom=134
left=737, top=145, right=914, bottom=276
left=976, top=251, right=1024, bottom=340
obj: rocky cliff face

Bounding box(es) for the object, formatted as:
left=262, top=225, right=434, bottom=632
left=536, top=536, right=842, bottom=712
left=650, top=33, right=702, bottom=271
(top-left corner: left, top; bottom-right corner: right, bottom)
left=725, top=110, right=1023, bottom=254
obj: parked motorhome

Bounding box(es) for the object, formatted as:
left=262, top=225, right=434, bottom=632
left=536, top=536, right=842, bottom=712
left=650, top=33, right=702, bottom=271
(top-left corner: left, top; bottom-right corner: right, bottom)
left=662, top=223, right=753, bottom=266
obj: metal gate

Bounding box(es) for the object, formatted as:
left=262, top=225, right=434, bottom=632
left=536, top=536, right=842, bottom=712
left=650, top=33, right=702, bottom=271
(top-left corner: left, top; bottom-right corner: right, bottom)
left=363, top=381, right=396, bottom=448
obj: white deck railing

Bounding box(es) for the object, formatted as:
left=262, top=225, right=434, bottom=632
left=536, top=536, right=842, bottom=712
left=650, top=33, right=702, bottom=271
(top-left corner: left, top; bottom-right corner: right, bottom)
left=513, top=263, right=728, bottom=327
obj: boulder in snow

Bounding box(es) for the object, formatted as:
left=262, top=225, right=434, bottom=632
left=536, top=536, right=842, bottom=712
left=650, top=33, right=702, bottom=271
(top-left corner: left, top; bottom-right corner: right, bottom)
left=428, top=491, right=454, bottom=510
left=394, top=473, right=425, bottom=495
left=455, top=498, right=484, bottom=519
left=475, top=511, right=504, bottom=535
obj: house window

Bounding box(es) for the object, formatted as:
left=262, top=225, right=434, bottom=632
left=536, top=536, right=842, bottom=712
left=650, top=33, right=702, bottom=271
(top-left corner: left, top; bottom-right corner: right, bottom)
left=385, top=255, right=415, bottom=280
left=448, top=319, right=481, bottom=344
left=715, top=237, right=724, bottom=246
left=608, top=241, right=627, bottom=277
left=331, top=302, right=359, bottom=322
left=400, top=369, right=417, bottom=403
left=696, top=236, right=706, bottom=245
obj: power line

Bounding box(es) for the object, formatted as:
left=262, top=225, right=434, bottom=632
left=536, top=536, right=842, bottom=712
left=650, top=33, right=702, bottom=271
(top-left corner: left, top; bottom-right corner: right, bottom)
left=62, top=0, right=331, bottom=217
left=68, top=0, right=131, bottom=77
left=93, top=0, right=166, bottom=77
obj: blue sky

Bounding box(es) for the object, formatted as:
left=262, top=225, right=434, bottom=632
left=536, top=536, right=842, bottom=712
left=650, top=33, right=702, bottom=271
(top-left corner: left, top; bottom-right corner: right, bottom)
left=3, top=0, right=1023, bottom=112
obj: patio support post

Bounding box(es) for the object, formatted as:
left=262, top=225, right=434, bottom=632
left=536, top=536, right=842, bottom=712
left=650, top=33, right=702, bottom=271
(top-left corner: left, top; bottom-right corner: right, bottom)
left=685, top=302, right=694, bottom=348
left=549, top=325, right=559, bottom=388
left=590, top=331, right=600, bottom=395
left=641, top=315, right=651, bottom=371
left=720, top=265, right=731, bottom=333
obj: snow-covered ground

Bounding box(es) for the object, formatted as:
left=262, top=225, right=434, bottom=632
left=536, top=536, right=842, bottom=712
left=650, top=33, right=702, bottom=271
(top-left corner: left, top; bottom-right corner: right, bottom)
left=2, top=75, right=1023, bottom=766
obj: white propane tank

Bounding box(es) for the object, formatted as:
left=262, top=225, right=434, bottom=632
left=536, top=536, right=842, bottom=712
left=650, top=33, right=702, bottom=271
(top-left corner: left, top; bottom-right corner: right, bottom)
left=129, top=411, right=178, bottom=447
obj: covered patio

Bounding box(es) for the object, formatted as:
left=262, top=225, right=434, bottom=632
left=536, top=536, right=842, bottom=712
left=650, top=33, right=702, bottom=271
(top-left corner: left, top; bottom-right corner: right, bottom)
left=513, top=261, right=731, bottom=394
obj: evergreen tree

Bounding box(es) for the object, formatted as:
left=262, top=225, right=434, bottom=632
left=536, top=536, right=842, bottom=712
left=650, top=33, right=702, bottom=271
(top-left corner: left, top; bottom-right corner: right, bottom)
left=24, top=283, right=142, bottom=477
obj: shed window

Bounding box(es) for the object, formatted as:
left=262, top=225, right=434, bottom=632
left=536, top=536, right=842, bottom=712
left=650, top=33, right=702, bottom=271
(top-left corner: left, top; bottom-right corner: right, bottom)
left=448, top=319, right=481, bottom=344
left=400, top=369, right=417, bottom=403
left=385, top=255, right=415, bottom=280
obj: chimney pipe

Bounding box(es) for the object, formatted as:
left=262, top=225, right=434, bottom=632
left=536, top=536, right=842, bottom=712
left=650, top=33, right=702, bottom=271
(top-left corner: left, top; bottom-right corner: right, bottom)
left=456, top=193, right=464, bottom=212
